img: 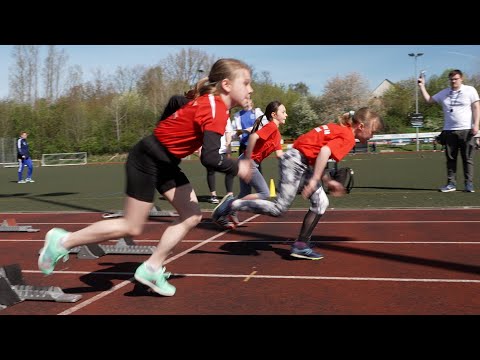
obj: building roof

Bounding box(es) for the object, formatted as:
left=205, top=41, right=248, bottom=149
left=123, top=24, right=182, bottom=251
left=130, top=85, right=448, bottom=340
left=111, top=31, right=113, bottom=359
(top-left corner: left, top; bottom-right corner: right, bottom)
left=371, top=79, right=394, bottom=98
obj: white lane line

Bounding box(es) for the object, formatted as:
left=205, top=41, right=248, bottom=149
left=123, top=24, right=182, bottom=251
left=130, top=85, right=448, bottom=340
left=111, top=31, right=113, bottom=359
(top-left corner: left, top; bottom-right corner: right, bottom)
left=243, top=271, right=257, bottom=282
left=22, top=270, right=480, bottom=284
left=11, top=220, right=480, bottom=225
left=3, top=239, right=480, bottom=245
left=56, top=214, right=261, bottom=315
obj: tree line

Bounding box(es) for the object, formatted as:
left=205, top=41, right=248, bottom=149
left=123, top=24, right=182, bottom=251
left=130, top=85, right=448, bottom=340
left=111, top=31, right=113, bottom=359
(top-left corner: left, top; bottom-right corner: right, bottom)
left=1, top=45, right=479, bottom=159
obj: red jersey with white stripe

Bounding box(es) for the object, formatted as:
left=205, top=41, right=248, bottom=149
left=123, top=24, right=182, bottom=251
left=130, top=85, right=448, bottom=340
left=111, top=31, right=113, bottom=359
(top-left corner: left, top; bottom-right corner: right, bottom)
left=293, top=123, right=355, bottom=165
left=154, top=94, right=229, bottom=158
left=251, top=121, right=282, bottom=163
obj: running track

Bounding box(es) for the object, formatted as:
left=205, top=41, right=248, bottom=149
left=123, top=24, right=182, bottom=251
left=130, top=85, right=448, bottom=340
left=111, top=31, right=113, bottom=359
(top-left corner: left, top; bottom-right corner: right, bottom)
left=0, top=208, right=479, bottom=315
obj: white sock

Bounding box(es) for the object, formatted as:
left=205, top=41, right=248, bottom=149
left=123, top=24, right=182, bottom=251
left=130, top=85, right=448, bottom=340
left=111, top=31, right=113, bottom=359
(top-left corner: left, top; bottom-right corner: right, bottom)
left=59, top=233, right=71, bottom=250
left=145, top=262, right=160, bottom=273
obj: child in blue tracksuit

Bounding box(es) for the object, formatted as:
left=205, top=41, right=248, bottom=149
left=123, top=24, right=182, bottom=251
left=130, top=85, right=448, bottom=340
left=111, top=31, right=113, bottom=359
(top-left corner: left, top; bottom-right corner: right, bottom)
left=17, top=131, right=34, bottom=183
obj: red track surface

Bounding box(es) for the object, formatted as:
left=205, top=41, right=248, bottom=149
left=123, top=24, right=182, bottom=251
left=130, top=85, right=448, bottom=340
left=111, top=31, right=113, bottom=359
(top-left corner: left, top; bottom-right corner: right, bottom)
left=1, top=209, right=479, bottom=315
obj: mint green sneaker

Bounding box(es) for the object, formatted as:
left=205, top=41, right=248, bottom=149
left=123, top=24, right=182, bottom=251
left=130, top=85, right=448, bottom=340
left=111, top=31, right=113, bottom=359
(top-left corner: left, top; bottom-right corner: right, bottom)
left=134, top=262, right=176, bottom=296
left=38, top=228, right=70, bottom=275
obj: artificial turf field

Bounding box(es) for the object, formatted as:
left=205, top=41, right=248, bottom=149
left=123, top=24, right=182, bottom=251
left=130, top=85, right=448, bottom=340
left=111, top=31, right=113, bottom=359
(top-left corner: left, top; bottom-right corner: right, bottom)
left=1, top=150, right=479, bottom=213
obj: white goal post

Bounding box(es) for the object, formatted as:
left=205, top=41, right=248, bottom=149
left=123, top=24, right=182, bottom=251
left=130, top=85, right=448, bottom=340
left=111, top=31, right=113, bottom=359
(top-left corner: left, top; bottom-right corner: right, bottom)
left=41, top=152, right=88, bottom=167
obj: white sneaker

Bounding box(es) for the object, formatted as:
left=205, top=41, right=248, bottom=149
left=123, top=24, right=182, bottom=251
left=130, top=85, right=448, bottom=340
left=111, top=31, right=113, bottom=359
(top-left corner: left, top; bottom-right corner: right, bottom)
left=208, top=196, right=219, bottom=204
left=25, top=178, right=35, bottom=183
left=18, top=180, right=26, bottom=184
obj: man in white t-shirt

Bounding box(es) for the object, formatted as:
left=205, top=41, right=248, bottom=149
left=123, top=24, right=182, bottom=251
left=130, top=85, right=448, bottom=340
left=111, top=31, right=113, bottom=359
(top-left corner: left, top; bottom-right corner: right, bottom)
left=418, top=69, right=480, bottom=192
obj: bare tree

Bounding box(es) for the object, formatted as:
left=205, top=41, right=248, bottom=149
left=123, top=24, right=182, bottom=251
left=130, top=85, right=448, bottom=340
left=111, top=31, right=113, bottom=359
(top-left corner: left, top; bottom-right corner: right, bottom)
left=107, top=92, right=143, bottom=145
left=138, top=66, right=167, bottom=118
left=112, top=65, right=147, bottom=94
left=254, top=70, right=273, bottom=85
left=84, top=67, right=115, bottom=98
left=42, top=45, right=69, bottom=101
left=161, top=47, right=215, bottom=93
left=9, top=45, right=40, bottom=104
left=64, top=65, right=84, bottom=98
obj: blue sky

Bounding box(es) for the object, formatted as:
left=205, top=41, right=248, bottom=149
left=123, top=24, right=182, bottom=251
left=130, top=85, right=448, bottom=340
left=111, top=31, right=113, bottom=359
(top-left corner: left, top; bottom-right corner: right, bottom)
left=1, top=45, right=480, bottom=98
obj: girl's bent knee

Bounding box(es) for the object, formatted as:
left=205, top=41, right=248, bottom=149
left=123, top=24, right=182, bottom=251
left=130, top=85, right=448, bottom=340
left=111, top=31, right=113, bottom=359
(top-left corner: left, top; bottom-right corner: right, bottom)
left=128, top=226, right=144, bottom=237
left=184, top=213, right=202, bottom=228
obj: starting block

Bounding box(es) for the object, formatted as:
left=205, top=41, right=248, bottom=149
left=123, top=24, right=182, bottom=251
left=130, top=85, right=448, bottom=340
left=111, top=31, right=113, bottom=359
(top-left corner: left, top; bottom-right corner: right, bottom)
left=0, top=218, right=39, bottom=232
left=69, top=236, right=156, bottom=259
left=0, top=263, right=82, bottom=310
left=102, top=205, right=178, bottom=219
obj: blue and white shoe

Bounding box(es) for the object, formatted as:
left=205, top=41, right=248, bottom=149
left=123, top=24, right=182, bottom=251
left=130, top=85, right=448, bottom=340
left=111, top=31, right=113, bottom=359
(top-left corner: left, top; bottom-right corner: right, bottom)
left=290, top=242, right=324, bottom=260
left=439, top=183, right=456, bottom=192
left=464, top=182, right=475, bottom=193
left=211, top=194, right=235, bottom=222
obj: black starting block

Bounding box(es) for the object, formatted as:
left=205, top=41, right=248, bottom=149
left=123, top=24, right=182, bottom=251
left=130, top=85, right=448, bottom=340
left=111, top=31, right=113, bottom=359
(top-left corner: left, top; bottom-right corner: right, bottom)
left=69, top=236, right=156, bottom=259
left=0, top=263, right=82, bottom=310
left=102, top=206, right=178, bottom=219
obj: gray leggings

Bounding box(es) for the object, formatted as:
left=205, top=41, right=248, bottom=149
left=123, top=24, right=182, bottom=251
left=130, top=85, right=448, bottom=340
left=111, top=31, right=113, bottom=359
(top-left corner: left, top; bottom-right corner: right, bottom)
left=231, top=148, right=329, bottom=216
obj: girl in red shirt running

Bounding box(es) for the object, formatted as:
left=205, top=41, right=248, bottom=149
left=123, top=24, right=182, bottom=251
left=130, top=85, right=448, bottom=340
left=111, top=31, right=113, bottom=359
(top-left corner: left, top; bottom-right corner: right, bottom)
left=38, top=58, right=254, bottom=296
left=219, top=101, right=287, bottom=228
left=213, top=107, right=383, bottom=260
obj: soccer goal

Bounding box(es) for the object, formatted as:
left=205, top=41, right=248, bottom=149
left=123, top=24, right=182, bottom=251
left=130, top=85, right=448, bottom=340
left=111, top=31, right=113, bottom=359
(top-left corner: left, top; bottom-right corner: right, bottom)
left=0, top=137, right=18, bottom=167
left=41, top=152, right=88, bottom=167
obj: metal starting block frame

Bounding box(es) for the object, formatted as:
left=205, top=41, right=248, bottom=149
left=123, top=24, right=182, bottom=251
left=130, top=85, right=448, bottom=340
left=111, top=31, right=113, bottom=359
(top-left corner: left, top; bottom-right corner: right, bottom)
left=0, top=263, right=82, bottom=310
left=69, top=236, right=156, bottom=259
left=102, top=205, right=178, bottom=219
left=0, top=218, right=39, bottom=232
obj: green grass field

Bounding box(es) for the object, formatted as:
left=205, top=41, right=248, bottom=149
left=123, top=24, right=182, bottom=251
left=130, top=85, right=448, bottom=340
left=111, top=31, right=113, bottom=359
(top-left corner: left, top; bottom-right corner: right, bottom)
left=1, top=150, right=479, bottom=213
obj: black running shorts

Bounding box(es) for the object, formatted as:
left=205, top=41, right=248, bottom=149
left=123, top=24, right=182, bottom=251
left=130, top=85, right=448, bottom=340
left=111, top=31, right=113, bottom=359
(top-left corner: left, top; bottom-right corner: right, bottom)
left=125, top=135, right=190, bottom=202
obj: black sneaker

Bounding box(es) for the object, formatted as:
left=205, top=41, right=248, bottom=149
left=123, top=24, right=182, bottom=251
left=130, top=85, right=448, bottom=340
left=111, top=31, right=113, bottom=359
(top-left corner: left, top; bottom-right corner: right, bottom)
left=214, top=215, right=236, bottom=230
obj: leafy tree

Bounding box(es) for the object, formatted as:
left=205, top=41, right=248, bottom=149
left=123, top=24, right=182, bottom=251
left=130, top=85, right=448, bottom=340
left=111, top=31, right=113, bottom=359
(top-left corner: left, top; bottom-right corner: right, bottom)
left=283, top=96, right=318, bottom=139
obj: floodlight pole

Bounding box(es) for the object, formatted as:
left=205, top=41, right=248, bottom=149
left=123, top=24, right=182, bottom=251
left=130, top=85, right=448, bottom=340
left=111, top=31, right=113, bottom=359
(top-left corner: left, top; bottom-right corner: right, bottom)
left=408, top=52, right=423, bottom=152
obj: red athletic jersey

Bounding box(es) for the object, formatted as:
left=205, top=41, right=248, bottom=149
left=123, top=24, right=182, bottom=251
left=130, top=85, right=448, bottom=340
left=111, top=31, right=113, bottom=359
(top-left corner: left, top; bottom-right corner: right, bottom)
left=154, top=94, right=229, bottom=158
left=293, top=123, right=355, bottom=165
left=251, top=121, right=282, bottom=163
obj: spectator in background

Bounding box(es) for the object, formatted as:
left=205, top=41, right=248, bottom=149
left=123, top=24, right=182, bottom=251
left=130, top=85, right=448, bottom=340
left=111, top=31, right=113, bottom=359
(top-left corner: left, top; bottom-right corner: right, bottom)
left=203, top=119, right=235, bottom=206
left=232, top=99, right=267, bottom=171
left=216, top=101, right=287, bottom=229
left=418, top=69, right=480, bottom=192
left=17, top=131, right=34, bottom=183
